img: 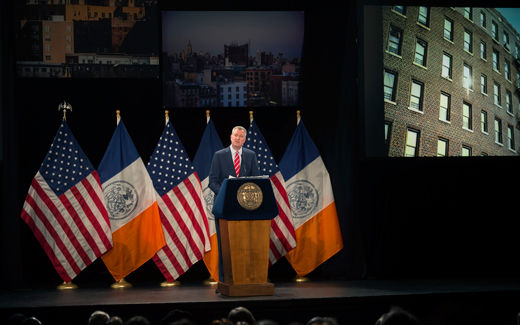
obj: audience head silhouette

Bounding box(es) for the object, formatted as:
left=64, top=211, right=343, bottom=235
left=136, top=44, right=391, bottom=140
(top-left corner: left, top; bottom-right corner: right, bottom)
left=375, top=307, right=422, bottom=325
left=306, top=316, right=338, bottom=325
left=228, top=307, right=256, bottom=325
left=89, top=310, right=110, bottom=325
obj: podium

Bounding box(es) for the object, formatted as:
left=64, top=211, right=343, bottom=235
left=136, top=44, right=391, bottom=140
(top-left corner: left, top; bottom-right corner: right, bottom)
left=212, top=177, right=278, bottom=296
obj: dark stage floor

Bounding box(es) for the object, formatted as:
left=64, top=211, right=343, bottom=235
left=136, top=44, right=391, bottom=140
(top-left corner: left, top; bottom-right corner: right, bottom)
left=2, top=278, right=520, bottom=324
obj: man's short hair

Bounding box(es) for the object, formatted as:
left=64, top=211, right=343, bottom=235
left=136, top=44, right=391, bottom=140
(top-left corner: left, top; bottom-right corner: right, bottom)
left=232, top=126, right=247, bottom=135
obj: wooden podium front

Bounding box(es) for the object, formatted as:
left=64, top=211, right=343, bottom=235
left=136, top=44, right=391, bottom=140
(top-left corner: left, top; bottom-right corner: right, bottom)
left=212, top=177, right=278, bottom=297
left=218, top=219, right=274, bottom=296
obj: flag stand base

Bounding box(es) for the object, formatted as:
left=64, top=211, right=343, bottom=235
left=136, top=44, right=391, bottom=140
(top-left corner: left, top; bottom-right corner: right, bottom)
left=294, top=275, right=310, bottom=283
left=160, top=280, right=181, bottom=287
left=57, top=281, right=78, bottom=290
left=203, top=277, right=218, bottom=285
left=111, top=278, right=132, bottom=289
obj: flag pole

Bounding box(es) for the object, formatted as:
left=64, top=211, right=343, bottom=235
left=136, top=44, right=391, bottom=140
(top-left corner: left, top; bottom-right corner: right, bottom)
left=110, top=110, right=133, bottom=289
left=159, top=109, right=181, bottom=288
left=56, top=101, right=78, bottom=290
left=203, top=108, right=218, bottom=286
left=292, top=110, right=310, bottom=283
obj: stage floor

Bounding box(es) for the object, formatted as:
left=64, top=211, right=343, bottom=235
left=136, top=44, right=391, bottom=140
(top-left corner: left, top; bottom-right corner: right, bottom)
left=2, top=278, right=520, bottom=324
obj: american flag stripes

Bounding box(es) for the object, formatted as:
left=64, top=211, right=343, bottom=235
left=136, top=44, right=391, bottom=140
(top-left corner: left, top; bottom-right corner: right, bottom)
left=245, top=120, right=296, bottom=265
left=21, top=122, right=112, bottom=282
left=147, top=121, right=211, bottom=282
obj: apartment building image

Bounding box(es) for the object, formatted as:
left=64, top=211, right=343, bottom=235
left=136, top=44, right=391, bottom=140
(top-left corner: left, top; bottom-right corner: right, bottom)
left=383, top=6, right=520, bottom=156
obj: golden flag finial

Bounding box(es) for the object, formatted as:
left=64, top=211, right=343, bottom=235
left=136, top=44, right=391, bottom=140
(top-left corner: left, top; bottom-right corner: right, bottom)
left=206, top=110, right=210, bottom=124
left=58, top=101, right=72, bottom=121
left=116, top=110, right=121, bottom=125
left=296, top=110, right=301, bottom=125
left=165, top=110, right=170, bottom=125
left=249, top=110, right=254, bottom=123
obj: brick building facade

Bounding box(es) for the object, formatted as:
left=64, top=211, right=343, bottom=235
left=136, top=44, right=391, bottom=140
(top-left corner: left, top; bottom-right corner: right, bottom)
left=383, top=6, right=520, bottom=156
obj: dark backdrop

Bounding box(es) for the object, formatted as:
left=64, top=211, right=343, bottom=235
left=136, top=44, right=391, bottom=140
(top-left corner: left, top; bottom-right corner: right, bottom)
left=2, top=0, right=520, bottom=291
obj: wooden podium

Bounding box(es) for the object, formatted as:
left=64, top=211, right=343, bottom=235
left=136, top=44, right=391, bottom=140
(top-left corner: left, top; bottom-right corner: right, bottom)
left=212, top=177, right=278, bottom=296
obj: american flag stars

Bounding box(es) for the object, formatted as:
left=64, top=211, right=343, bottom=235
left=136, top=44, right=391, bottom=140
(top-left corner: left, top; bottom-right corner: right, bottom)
left=147, top=123, right=195, bottom=196
left=40, top=124, right=92, bottom=195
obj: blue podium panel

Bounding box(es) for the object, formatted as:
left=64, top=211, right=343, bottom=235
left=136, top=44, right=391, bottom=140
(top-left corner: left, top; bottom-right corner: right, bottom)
left=212, top=177, right=279, bottom=221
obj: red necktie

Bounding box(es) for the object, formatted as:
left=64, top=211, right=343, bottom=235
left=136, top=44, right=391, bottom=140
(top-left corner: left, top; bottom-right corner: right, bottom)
left=234, top=151, right=240, bottom=177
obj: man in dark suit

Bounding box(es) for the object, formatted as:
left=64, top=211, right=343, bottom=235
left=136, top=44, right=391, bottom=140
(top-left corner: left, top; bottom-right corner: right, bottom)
left=209, top=126, right=260, bottom=195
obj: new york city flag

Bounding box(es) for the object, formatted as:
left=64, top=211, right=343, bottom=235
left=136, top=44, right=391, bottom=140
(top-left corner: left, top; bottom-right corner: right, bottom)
left=98, top=119, right=165, bottom=281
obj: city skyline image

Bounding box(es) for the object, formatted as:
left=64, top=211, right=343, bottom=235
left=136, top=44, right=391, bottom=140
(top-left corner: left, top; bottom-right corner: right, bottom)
left=162, top=11, right=304, bottom=61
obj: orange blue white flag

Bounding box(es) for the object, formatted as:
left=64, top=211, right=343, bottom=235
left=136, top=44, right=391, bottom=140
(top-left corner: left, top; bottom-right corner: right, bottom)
left=98, top=119, right=165, bottom=281
left=278, top=120, right=343, bottom=276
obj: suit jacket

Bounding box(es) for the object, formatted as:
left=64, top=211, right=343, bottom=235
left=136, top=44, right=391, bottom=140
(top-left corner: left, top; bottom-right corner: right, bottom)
left=208, top=146, right=260, bottom=195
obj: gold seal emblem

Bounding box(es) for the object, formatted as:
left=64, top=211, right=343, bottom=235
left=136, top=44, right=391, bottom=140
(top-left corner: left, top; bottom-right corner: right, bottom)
left=237, top=182, right=263, bottom=211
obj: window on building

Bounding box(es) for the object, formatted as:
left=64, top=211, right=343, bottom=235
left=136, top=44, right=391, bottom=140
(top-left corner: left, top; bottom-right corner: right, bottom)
left=481, top=110, right=488, bottom=133
left=505, top=60, right=511, bottom=80
left=492, top=21, right=498, bottom=41
left=493, top=49, right=500, bottom=71
left=504, top=31, right=510, bottom=50
left=495, top=118, right=503, bottom=144
left=506, top=90, right=512, bottom=113
left=414, top=38, right=427, bottom=66
left=393, top=6, right=406, bottom=15
left=463, top=64, right=473, bottom=90
left=442, top=52, right=452, bottom=78
left=464, top=7, right=472, bottom=20
left=464, top=30, right=473, bottom=53
left=385, top=121, right=392, bottom=153
left=437, top=138, right=448, bottom=157
left=418, top=7, right=430, bottom=27
left=480, top=11, right=486, bottom=27
left=481, top=74, right=488, bottom=94
left=463, top=102, right=472, bottom=130
left=440, top=92, right=451, bottom=121
left=516, top=44, right=520, bottom=59
left=508, top=125, right=515, bottom=150
left=405, top=129, right=420, bottom=157
left=494, top=82, right=501, bottom=106
left=388, top=25, right=403, bottom=55
left=410, top=80, right=424, bottom=111
left=480, top=41, right=487, bottom=60
left=462, top=145, right=472, bottom=156
left=384, top=70, right=397, bottom=101
left=444, top=18, right=454, bottom=41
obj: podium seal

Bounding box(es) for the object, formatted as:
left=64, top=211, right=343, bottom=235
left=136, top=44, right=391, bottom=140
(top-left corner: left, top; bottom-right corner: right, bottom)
left=237, top=182, right=263, bottom=211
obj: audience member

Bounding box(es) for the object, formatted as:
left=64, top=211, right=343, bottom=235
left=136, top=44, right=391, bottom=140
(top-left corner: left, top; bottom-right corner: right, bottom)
left=210, top=317, right=234, bottom=325
left=228, top=306, right=255, bottom=325
left=106, top=316, right=124, bottom=325
left=161, top=309, right=194, bottom=325
left=124, top=316, right=151, bottom=325
left=7, top=313, right=27, bottom=325
left=253, top=320, right=278, bottom=325
left=306, top=316, right=338, bottom=325
left=21, top=317, right=42, bottom=325
left=89, top=310, right=110, bottom=325
left=375, top=306, right=422, bottom=325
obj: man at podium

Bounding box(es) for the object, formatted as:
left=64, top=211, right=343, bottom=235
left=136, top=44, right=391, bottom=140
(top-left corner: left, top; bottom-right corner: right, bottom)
left=209, top=126, right=260, bottom=195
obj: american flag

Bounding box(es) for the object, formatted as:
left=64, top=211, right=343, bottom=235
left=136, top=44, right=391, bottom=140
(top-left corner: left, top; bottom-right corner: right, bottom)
left=21, top=122, right=113, bottom=282
left=245, top=120, right=296, bottom=264
left=147, top=121, right=211, bottom=282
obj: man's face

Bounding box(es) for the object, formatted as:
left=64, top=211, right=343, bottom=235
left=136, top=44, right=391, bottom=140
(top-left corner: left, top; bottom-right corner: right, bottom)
left=230, top=128, right=246, bottom=150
